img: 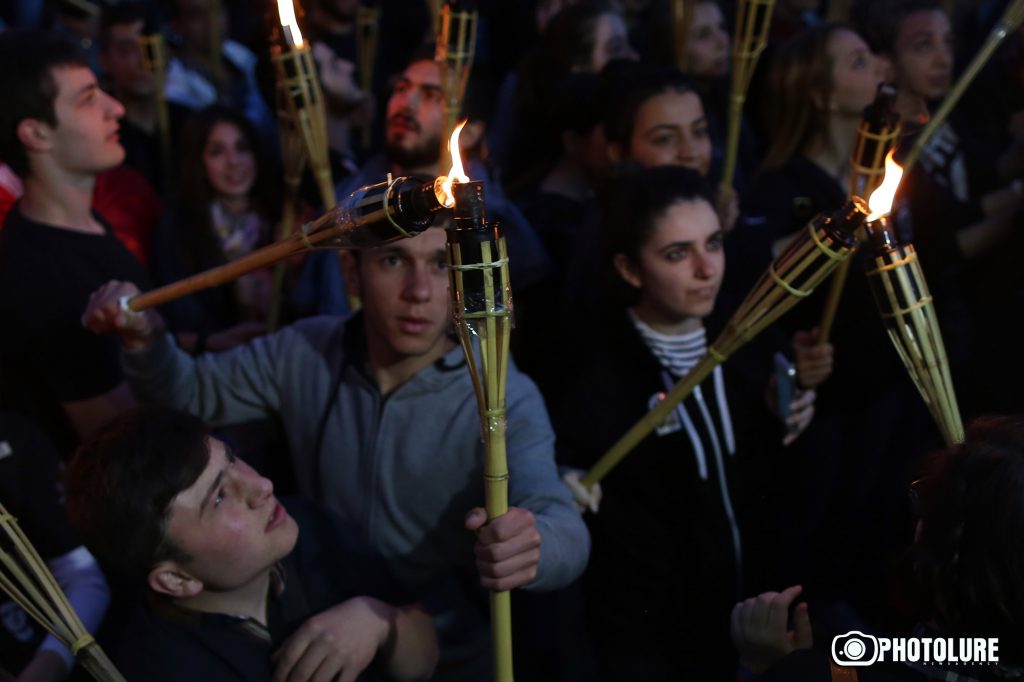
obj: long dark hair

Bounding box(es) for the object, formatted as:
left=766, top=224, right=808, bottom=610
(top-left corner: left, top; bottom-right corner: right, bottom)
left=175, top=105, right=279, bottom=275
left=759, top=23, right=848, bottom=171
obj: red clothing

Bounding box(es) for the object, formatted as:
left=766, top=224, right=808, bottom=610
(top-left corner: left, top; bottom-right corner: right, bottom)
left=92, top=165, right=161, bottom=269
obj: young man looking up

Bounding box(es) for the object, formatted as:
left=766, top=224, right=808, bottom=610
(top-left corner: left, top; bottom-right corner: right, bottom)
left=0, top=30, right=150, bottom=456
left=83, top=223, right=589, bottom=681
left=65, top=407, right=438, bottom=682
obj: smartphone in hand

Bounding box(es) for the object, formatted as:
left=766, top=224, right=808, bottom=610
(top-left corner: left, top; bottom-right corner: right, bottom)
left=774, top=352, right=797, bottom=423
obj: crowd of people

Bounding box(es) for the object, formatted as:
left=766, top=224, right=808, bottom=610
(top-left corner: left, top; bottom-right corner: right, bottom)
left=0, top=0, right=1022, bottom=680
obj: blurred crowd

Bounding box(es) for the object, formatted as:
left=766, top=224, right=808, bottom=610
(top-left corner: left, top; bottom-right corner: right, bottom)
left=0, top=0, right=1023, bottom=681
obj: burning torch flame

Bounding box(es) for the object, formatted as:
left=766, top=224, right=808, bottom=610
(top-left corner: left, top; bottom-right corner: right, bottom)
left=866, top=150, right=904, bottom=221
left=277, top=0, right=305, bottom=47
left=437, top=120, right=470, bottom=208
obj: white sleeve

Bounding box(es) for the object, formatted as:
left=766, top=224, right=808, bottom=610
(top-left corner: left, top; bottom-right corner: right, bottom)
left=36, top=546, right=110, bottom=672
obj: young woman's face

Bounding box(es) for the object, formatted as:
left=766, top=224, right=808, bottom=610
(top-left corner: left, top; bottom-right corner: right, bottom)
left=628, top=91, right=712, bottom=175
left=828, top=28, right=881, bottom=116
left=891, top=9, right=953, bottom=102
left=589, top=12, right=637, bottom=72
left=618, top=199, right=725, bottom=329
left=203, top=121, right=257, bottom=201
left=686, top=2, right=730, bottom=79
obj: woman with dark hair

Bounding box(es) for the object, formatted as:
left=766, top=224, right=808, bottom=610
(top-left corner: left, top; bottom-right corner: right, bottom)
left=153, top=105, right=282, bottom=353
left=552, top=165, right=819, bottom=681
left=734, top=415, right=1024, bottom=681
left=496, top=0, right=637, bottom=190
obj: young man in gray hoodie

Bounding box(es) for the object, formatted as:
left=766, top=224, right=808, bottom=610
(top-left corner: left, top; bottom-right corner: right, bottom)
left=83, top=224, right=590, bottom=681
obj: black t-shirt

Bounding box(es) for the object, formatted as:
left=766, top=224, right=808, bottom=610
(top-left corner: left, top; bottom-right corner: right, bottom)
left=115, top=498, right=411, bottom=682
left=0, top=205, right=151, bottom=455
left=0, top=411, right=81, bottom=672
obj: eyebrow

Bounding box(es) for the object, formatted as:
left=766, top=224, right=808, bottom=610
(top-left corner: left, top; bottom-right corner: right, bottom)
left=657, top=240, right=693, bottom=253
left=74, top=82, right=99, bottom=101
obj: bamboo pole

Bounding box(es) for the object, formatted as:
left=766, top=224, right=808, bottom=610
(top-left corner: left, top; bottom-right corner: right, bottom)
left=125, top=175, right=446, bottom=312
left=672, top=0, right=696, bottom=72
left=818, top=84, right=901, bottom=343
left=270, top=10, right=347, bottom=319
left=0, top=504, right=125, bottom=681
left=718, top=0, right=775, bottom=220
left=581, top=199, right=868, bottom=488
left=863, top=220, right=964, bottom=444
left=902, top=0, right=1024, bottom=173
left=138, top=33, right=172, bottom=188
left=446, top=181, right=515, bottom=682
left=435, top=0, right=478, bottom=171
left=356, top=5, right=381, bottom=148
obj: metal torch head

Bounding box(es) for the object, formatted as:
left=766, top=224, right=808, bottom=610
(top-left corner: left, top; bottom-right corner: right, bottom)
left=815, top=197, right=869, bottom=248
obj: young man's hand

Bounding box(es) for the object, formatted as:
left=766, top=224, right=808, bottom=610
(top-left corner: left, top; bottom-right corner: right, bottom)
left=464, top=507, right=542, bottom=591
left=272, top=596, right=392, bottom=682
left=81, top=280, right=164, bottom=350
left=730, top=585, right=812, bottom=674
left=793, top=328, right=834, bottom=389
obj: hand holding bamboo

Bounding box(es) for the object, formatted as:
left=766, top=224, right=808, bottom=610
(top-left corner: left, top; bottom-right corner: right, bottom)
left=582, top=198, right=868, bottom=488
left=126, top=176, right=447, bottom=312
left=446, top=180, right=515, bottom=682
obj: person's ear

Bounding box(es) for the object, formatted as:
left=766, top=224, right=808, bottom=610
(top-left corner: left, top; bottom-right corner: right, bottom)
left=148, top=562, right=203, bottom=599
left=339, top=251, right=361, bottom=299
left=612, top=253, right=643, bottom=289
left=607, top=141, right=624, bottom=164
left=16, top=119, right=53, bottom=155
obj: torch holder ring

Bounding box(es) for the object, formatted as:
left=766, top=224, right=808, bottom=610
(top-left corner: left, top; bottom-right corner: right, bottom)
left=448, top=257, right=510, bottom=271
left=865, top=251, right=916, bottom=274
left=380, top=175, right=417, bottom=239
left=769, top=265, right=812, bottom=297
left=810, top=224, right=850, bottom=260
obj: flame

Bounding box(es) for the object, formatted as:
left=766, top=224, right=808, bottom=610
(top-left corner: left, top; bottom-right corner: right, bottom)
left=438, top=120, right=470, bottom=208
left=866, top=150, right=904, bottom=221
left=277, top=0, right=305, bottom=47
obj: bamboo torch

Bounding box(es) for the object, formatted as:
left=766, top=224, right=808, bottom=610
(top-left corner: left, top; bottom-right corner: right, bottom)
left=671, top=0, right=696, bottom=72
left=356, top=3, right=381, bottom=148
left=435, top=0, right=478, bottom=171
left=437, top=122, right=514, bottom=682
left=861, top=153, right=965, bottom=445
left=122, top=175, right=449, bottom=313
left=902, top=0, right=1024, bottom=173
left=581, top=198, right=868, bottom=488
left=818, top=83, right=901, bottom=343
left=138, top=30, right=172, bottom=188
left=0, top=503, right=124, bottom=681
left=718, top=0, right=775, bottom=219
left=269, top=0, right=345, bottom=325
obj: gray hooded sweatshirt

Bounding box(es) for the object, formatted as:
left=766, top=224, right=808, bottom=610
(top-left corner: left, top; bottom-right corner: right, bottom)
left=122, top=313, right=589, bottom=681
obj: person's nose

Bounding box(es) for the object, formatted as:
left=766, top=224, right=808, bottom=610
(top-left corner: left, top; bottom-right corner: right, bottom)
left=693, top=250, right=717, bottom=279
left=402, top=263, right=433, bottom=302
left=242, top=468, right=274, bottom=507
left=105, top=92, right=126, bottom=120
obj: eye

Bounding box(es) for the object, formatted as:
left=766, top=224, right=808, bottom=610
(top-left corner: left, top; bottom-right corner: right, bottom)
left=214, top=488, right=225, bottom=508
left=693, top=123, right=710, bottom=139
left=651, top=133, right=676, bottom=147
left=380, top=254, right=403, bottom=269
left=665, top=247, right=689, bottom=262
left=707, top=233, right=724, bottom=251
left=434, top=257, right=448, bottom=272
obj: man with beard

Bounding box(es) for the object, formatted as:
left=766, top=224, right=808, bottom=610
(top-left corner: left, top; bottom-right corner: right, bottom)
left=293, top=56, right=550, bottom=316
